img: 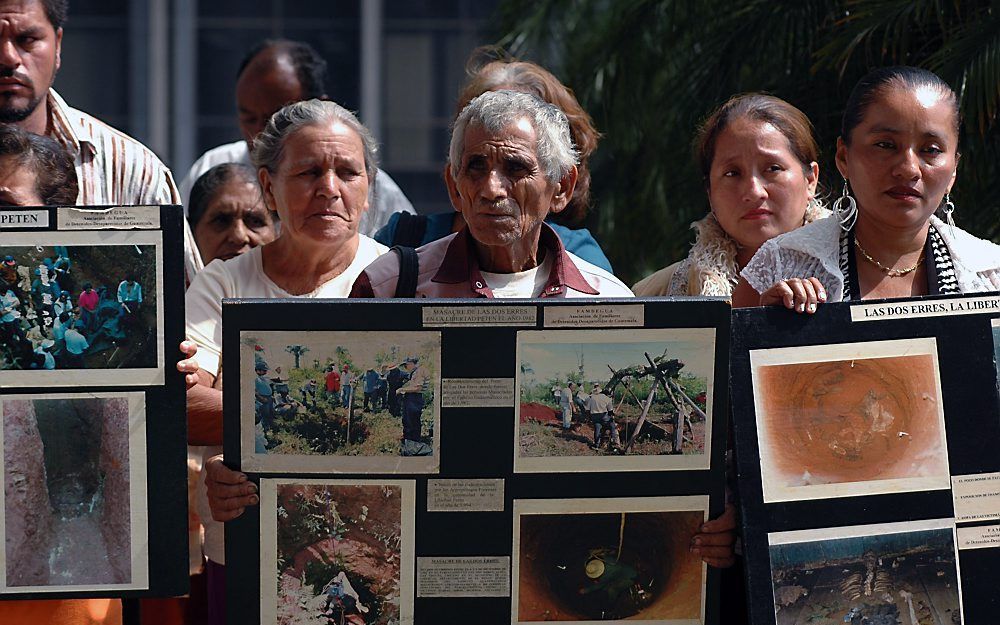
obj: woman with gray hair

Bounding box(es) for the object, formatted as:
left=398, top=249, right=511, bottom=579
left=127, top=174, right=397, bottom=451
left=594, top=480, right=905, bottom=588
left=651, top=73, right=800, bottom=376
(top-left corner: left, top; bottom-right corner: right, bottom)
left=183, top=98, right=389, bottom=624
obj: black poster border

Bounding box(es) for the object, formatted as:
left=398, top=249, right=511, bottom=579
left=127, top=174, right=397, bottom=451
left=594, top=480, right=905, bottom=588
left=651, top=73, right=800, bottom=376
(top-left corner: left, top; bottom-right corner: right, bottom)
left=222, top=297, right=730, bottom=625
left=0, top=205, right=189, bottom=600
left=730, top=292, right=1000, bottom=625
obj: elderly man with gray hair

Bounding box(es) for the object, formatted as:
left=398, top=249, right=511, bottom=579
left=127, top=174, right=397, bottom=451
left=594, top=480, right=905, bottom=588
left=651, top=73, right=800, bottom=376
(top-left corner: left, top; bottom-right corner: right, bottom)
left=351, top=90, right=631, bottom=298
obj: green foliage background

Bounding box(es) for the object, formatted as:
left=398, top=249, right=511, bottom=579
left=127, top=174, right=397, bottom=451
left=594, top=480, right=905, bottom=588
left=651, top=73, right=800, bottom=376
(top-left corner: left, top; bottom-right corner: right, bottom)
left=497, top=0, right=1000, bottom=284
left=520, top=372, right=707, bottom=409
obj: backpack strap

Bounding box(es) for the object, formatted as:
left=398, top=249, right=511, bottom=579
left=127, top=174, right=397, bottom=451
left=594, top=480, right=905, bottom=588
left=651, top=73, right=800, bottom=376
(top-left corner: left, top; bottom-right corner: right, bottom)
left=392, top=212, right=429, bottom=248
left=390, top=245, right=420, bottom=298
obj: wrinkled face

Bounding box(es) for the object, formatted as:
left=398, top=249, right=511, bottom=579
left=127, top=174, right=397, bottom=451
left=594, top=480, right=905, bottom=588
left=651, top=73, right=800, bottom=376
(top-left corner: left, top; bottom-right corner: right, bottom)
left=236, top=59, right=303, bottom=148
left=259, top=121, right=369, bottom=246
left=0, top=0, right=60, bottom=123
left=447, top=118, right=570, bottom=248
left=193, top=178, right=275, bottom=264
left=0, top=155, right=41, bottom=204
left=708, top=118, right=818, bottom=253
left=837, top=85, right=958, bottom=231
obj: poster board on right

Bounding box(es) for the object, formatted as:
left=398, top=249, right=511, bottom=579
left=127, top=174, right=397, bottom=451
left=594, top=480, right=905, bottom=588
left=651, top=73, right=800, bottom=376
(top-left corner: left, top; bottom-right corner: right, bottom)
left=731, top=293, right=1000, bottom=625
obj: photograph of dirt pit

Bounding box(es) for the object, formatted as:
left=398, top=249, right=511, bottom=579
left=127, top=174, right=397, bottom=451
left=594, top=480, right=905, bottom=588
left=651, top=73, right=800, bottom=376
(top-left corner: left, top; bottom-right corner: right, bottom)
left=751, top=339, right=950, bottom=503
left=514, top=502, right=706, bottom=623
left=268, top=481, right=413, bottom=625
left=768, top=520, right=962, bottom=625
left=515, top=328, right=715, bottom=473
left=2, top=393, right=144, bottom=590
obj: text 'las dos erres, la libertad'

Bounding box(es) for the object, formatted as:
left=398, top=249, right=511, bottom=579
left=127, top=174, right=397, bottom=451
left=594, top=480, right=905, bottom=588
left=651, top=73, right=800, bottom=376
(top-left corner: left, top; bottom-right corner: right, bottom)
left=851, top=295, right=1000, bottom=322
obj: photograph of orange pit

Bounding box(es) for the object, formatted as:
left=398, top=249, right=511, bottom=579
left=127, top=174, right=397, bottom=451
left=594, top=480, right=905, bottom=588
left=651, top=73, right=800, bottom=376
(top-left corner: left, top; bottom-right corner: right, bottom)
left=750, top=338, right=951, bottom=503
left=512, top=496, right=708, bottom=624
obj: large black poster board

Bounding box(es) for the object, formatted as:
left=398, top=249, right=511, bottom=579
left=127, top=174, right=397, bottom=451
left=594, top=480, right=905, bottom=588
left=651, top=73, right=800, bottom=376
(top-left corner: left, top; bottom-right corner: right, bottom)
left=731, top=293, right=1000, bottom=625
left=223, top=298, right=730, bottom=625
left=0, top=205, right=188, bottom=599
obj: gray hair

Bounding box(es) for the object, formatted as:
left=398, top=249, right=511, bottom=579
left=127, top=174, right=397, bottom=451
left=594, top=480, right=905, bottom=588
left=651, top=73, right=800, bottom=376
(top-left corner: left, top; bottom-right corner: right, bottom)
left=449, top=90, right=578, bottom=183
left=251, top=99, right=379, bottom=184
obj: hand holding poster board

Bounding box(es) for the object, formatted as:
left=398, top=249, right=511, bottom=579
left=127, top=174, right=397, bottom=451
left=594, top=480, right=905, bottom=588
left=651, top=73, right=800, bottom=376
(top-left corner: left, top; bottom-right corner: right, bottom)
left=0, top=205, right=188, bottom=600
left=730, top=293, right=1000, bottom=625
left=222, top=298, right=732, bottom=625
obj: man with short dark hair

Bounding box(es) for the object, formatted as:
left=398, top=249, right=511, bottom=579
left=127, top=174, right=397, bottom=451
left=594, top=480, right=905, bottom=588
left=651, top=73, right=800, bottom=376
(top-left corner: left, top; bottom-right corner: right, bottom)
left=340, top=364, right=354, bottom=409
left=0, top=255, right=17, bottom=294
left=586, top=382, right=620, bottom=451
left=116, top=274, right=141, bottom=317
left=254, top=359, right=273, bottom=428
left=62, top=317, right=87, bottom=368
left=179, top=38, right=414, bottom=236
left=0, top=0, right=202, bottom=281
left=324, top=364, right=341, bottom=399
left=396, top=357, right=430, bottom=455
left=385, top=361, right=407, bottom=417
left=559, top=381, right=574, bottom=430
left=363, top=367, right=380, bottom=412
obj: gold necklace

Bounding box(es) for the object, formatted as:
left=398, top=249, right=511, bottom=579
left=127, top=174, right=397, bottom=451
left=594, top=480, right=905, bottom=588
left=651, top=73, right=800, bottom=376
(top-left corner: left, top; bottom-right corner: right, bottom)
left=854, top=239, right=923, bottom=277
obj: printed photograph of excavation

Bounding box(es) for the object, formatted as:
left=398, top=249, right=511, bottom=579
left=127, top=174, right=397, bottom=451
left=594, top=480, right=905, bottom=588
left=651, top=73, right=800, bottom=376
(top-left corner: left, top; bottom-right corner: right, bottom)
left=515, top=328, right=715, bottom=472
left=1, top=393, right=147, bottom=591
left=0, top=231, right=164, bottom=386
left=240, top=331, right=440, bottom=473
left=513, top=496, right=708, bottom=624
left=750, top=338, right=950, bottom=503
left=767, top=520, right=963, bottom=625
left=260, top=479, right=415, bottom=625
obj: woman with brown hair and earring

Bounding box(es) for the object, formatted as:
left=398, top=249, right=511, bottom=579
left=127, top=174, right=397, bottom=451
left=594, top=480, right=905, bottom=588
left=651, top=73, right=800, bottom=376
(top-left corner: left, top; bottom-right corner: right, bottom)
left=737, top=66, right=1000, bottom=310
left=633, top=93, right=827, bottom=296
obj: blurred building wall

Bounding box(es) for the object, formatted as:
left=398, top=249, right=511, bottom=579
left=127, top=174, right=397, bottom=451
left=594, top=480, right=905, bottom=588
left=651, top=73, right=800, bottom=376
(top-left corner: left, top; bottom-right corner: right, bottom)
left=54, top=0, right=499, bottom=215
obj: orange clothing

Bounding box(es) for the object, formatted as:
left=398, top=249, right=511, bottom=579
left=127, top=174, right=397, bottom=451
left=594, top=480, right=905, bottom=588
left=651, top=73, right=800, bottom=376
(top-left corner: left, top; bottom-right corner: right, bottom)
left=0, top=599, right=121, bottom=625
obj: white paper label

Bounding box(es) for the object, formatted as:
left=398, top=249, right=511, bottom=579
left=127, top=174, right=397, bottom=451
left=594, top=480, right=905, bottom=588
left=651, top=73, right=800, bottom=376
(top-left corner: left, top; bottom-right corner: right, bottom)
left=543, top=304, right=644, bottom=327
left=57, top=206, right=161, bottom=230
left=957, top=524, right=1000, bottom=550
left=427, top=478, right=504, bottom=512
left=416, top=556, right=510, bottom=597
left=851, top=296, right=1000, bottom=322
left=422, top=305, right=535, bottom=327
left=441, top=378, right=514, bottom=408
left=0, top=210, right=47, bottom=228
left=952, top=472, right=1000, bottom=523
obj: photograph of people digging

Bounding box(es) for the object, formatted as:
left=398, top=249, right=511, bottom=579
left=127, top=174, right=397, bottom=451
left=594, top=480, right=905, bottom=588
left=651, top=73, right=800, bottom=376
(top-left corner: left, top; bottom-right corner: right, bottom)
left=244, top=332, right=438, bottom=459
left=0, top=244, right=157, bottom=371
left=518, top=331, right=712, bottom=461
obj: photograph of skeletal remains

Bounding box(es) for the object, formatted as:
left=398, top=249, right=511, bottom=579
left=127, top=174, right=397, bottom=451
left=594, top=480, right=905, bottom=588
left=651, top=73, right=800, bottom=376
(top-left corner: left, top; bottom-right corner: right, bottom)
left=0, top=231, right=165, bottom=387
left=515, top=328, right=715, bottom=472
left=767, top=519, right=963, bottom=625
left=259, top=479, right=415, bottom=625
left=750, top=338, right=950, bottom=503
left=512, top=496, right=708, bottom=624
left=239, top=331, right=440, bottom=474
left=0, top=392, right=148, bottom=592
